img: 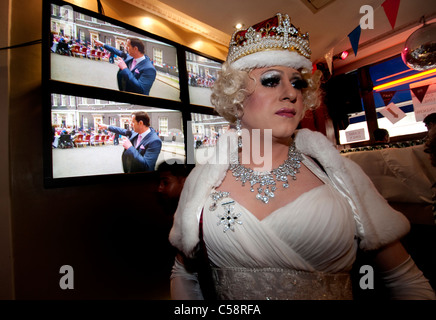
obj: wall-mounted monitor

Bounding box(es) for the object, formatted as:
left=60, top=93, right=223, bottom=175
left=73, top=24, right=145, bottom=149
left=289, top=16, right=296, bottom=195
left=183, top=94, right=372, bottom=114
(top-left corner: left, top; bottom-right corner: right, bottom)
left=48, top=93, right=185, bottom=181
left=48, top=0, right=180, bottom=102
left=186, top=51, right=223, bottom=107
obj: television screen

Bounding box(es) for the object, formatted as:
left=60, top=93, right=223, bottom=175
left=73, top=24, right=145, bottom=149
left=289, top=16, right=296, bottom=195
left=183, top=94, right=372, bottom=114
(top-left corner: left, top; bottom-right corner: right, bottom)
left=49, top=1, right=180, bottom=101
left=188, top=112, right=229, bottom=165
left=186, top=51, right=222, bottom=107
left=50, top=93, right=185, bottom=179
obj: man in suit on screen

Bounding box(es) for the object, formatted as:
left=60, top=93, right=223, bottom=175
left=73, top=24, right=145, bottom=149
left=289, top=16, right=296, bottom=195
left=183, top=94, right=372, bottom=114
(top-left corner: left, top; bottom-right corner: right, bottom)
left=99, top=111, right=162, bottom=173
left=95, top=38, right=156, bottom=95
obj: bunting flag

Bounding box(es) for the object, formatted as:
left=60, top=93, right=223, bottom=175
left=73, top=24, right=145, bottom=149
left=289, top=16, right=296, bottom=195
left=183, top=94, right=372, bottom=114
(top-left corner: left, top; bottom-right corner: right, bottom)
left=382, top=0, right=401, bottom=29
left=411, top=85, right=429, bottom=103
left=380, top=90, right=396, bottom=105
left=322, top=0, right=401, bottom=69
left=324, top=48, right=334, bottom=75
left=348, top=25, right=361, bottom=57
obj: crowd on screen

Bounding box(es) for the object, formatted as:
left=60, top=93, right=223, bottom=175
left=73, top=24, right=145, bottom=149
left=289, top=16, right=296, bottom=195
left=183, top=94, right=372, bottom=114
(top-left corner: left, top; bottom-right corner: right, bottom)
left=52, top=125, right=119, bottom=148
left=188, top=71, right=216, bottom=88
left=50, top=33, right=117, bottom=62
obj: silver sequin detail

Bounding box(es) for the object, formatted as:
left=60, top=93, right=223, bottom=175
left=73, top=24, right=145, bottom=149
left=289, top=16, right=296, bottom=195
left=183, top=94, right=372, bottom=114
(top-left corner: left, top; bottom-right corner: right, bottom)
left=211, top=267, right=353, bottom=300
left=209, top=191, right=230, bottom=211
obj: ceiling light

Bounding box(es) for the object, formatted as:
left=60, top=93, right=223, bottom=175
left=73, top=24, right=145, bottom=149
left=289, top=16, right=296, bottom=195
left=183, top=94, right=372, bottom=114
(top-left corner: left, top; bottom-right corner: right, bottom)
left=142, top=17, right=153, bottom=27
left=235, top=23, right=244, bottom=30
left=340, top=51, right=349, bottom=60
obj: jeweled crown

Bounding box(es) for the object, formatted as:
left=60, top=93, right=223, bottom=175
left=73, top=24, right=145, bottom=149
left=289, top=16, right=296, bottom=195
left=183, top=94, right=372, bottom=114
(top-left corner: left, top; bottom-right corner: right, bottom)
left=227, top=13, right=311, bottom=65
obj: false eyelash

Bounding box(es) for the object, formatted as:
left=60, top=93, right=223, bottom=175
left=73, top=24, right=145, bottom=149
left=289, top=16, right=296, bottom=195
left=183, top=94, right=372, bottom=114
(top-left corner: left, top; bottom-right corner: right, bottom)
left=260, top=75, right=281, bottom=87
left=260, top=74, right=308, bottom=90
left=292, top=79, right=308, bottom=90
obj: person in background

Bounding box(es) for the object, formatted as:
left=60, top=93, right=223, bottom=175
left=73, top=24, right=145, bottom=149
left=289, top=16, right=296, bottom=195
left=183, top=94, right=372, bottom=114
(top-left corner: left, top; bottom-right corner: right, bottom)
left=95, top=38, right=156, bottom=95
left=154, top=160, right=194, bottom=295
left=168, top=13, right=435, bottom=300
left=157, top=160, right=193, bottom=217
left=424, top=113, right=436, bottom=132
left=373, top=128, right=390, bottom=145
left=99, top=111, right=162, bottom=173
left=424, top=127, right=436, bottom=223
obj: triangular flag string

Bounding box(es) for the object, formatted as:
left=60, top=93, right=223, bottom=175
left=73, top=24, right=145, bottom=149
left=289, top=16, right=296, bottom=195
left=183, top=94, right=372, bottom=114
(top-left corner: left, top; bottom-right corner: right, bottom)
left=382, top=0, right=401, bottom=29
left=380, top=90, right=397, bottom=105
left=322, top=0, right=401, bottom=69
left=324, top=48, right=334, bottom=75
left=348, top=25, right=361, bottom=57
left=411, top=85, right=429, bottom=103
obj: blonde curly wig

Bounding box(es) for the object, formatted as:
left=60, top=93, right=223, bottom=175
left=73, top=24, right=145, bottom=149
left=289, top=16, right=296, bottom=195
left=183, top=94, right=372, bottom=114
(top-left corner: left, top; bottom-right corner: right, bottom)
left=210, top=61, right=322, bottom=124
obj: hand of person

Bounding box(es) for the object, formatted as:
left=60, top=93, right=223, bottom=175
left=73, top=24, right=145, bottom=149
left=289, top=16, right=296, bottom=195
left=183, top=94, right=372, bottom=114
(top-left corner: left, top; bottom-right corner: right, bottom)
left=116, top=57, right=128, bottom=70
left=123, top=137, right=133, bottom=150
left=98, top=123, right=108, bottom=130
left=94, top=39, right=104, bottom=47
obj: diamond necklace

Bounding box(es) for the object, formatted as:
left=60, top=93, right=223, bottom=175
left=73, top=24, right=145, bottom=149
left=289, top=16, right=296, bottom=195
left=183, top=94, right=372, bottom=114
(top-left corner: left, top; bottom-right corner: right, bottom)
left=229, top=143, right=303, bottom=204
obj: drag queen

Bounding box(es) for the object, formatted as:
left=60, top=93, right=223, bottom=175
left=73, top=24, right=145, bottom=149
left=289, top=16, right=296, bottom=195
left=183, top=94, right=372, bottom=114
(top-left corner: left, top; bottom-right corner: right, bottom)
left=169, top=13, right=435, bottom=300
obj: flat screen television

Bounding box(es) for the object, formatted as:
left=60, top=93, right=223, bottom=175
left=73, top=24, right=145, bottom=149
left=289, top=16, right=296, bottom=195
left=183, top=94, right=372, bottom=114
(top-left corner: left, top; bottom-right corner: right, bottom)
left=47, top=0, right=181, bottom=101
left=186, top=51, right=223, bottom=107
left=48, top=92, right=185, bottom=180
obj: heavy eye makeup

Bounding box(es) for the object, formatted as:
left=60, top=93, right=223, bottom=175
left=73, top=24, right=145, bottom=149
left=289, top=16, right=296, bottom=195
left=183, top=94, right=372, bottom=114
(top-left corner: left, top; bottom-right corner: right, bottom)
left=260, top=71, right=308, bottom=90
left=292, top=78, right=308, bottom=90
left=260, top=71, right=282, bottom=87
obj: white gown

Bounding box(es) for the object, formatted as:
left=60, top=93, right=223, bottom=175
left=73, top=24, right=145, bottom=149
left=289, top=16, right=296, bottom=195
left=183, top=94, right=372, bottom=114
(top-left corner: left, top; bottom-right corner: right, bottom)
left=170, top=129, right=416, bottom=300
left=202, top=159, right=358, bottom=299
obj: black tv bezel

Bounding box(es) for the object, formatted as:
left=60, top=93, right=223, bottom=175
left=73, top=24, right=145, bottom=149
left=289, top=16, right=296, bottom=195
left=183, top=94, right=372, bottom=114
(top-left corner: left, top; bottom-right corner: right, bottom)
left=42, top=0, right=223, bottom=188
